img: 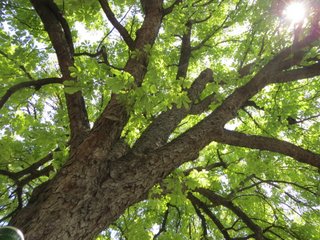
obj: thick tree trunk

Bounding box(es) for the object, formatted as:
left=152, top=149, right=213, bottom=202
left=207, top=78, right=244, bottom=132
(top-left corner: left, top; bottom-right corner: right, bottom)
left=9, top=133, right=186, bottom=239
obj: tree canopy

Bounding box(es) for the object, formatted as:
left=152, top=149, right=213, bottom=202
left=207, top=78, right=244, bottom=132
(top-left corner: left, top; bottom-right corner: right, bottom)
left=0, top=0, right=320, bottom=239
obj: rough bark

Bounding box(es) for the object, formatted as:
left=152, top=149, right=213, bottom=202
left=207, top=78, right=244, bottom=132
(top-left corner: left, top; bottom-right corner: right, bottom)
left=29, top=0, right=90, bottom=152
left=6, top=1, right=320, bottom=240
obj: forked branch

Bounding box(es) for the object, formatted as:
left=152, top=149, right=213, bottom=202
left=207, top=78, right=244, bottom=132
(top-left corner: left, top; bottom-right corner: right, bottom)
left=30, top=0, right=90, bottom=151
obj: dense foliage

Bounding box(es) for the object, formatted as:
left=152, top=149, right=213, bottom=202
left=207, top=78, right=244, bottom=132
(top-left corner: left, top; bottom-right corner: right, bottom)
left=0, top=0, right=320, bottom=239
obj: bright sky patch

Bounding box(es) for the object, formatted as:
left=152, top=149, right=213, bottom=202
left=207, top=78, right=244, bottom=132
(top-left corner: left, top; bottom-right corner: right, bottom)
left=283, top=2, right=306, bottom=24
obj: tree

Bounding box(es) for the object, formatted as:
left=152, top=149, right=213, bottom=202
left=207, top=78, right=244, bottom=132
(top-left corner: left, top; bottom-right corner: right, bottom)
left=0, top=0, right=319, bottom=239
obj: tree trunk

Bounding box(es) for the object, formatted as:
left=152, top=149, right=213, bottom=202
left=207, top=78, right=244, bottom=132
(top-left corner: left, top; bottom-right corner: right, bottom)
left=9, top=121, right=200, bottom=240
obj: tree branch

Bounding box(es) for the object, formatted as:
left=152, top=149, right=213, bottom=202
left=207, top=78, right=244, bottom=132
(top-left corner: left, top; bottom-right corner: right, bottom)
left=215, top=129, right=320, bottom=168
left=272, top=62, right=320, bottom=84
left=153, top=205, right=169, bottom=239
left=176, top=21, right=192, bottom=79
left=150, top=54, right=320, bottom=184
left=189, top=93, right=218, bottom=115
left=125, top=0, right=163, bottom=84
left=74, top=49, right=103, bottom=58
left=98, top=0, right=135, bottom=50
left=132, top=68, right=214, bottom=153
left=0, top=152, right=55, bottom=222
left=191, top=201, right=208, bottom=238
left=15, top=152, right=54, bottom=179
left=30, top=0, right=90, bottom=151
left=196, top=188, right=265, bottom=239
left=162, top=0, right=183, bottom=16
left=19, top=165, right=53, bottom=187
left=0, top=152, right=54, bottom=183
left=184, top=161, right=227, bottom=176
left=81, top=0, right=165, bottom=162
left=0, top=77, right=62, bottom=110
left=187, top=193, right=231, bottom=240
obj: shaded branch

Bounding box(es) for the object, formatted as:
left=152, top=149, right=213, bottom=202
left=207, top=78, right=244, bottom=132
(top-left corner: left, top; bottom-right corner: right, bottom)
left=153, top=205, right=169, bottom=239
left=176, top=21, right=192, bottom=79
left=196, top=188, right=265, bottom=239
left=19, top=165, right=53, bottom=187
left=30, top=0, right=74, bottom=74
left=0, top=77, right=62, bottom=110
left=99, top=46, right=124, bottom=71
left=97, top=6, right=133, bottom=51
left=192, top=201, right=208, bottom=238
left=15, top=152, right=54, bottom=179
left=0, top=152, right=54, bottom=183
left=189, top=93, right=218, bottom=115
left=184, top=161, right=227, bottom=176
left=188, top=193, right=231, bottom=240
left=272, top=62, right=320, bottom=84
left=30, top=0, right=90, bottom=151
left=0, top=152, right=55, bottom=223
left=74, top=49, right=103, bottom=58
left=253, top=176, right=317, bottom=195
left=98, top=0, right=135, bottom=50
left=132, top=68, right=214, bottom=153
left=0, top=169, right=16, bottom=180
left=243, top=100, right=263, bottom=110
left=163, top=0, right=182, bottom=15
left=188, top=68, right=214, bottom=101
left=287, top=113, right=320, bottom=125
left=215, top=129, right=320, bottom=168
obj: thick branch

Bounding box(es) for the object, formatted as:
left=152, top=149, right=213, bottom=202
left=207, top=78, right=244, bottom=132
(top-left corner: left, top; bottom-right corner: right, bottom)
left=272, top=62, right=320, bottom=84
left=0, top=77, right=62, bottom=110
left=176, top=21, right=192, bottom=79
left=124, top=0, right=163, bottom=84
left=30, top=0, right=73, bottom=75
left=30, top=0, right=90, bottom=150
left=98, top=0, right=135, bottom=50
left=185, top=30, right=320, bottom=135
left=86, top=0, right=175, bottom=159
left=133, top=69, right=213, bottom=153
left=189, top=93, right=218, bottom=115
left=151, top=57, right=320, bottom=179
left=19, top=165, right=54, bottom=187
left=214, top=130, right=320, bottom=168
left=74, top=49, right=103, bottom=58
left=238, top=62, right=255, bottom=77
left=0, top=169, right=17, bottom=180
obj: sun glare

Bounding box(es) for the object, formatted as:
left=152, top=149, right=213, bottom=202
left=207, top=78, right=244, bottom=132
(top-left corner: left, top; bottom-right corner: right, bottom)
left=283, top=2, right=306, bottom=24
